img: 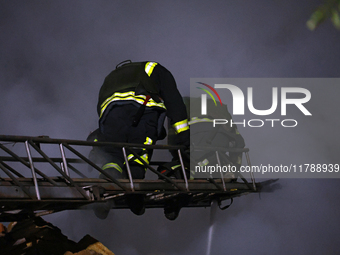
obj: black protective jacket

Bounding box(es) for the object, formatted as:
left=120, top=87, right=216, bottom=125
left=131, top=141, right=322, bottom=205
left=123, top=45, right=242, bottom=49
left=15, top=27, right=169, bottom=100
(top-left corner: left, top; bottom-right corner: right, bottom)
left=97, top=61, right=189, bottom=136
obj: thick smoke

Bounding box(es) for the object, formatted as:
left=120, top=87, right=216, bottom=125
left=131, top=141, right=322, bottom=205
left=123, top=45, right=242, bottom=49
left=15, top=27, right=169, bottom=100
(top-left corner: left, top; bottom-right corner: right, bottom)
left=1, top=0, right=340, bottom=254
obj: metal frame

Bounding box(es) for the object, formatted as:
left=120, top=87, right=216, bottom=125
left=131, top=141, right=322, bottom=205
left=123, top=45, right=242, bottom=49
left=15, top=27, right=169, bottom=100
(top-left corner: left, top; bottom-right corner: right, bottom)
left=0, top=135, right=269, bottom=222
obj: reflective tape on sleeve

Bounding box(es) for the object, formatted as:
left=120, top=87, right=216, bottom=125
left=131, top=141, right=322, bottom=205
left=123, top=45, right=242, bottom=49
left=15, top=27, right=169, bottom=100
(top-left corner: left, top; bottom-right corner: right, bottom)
left=188, top=117, right=214, bottom=125
left=145, top=62, right=158, bottom=76
left=173, top=119, right=189, bottom=134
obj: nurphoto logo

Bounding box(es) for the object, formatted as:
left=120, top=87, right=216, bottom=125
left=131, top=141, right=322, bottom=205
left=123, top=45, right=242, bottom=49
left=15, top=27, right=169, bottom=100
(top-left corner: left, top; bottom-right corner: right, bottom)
left=198, top=82, right=312, bottom=128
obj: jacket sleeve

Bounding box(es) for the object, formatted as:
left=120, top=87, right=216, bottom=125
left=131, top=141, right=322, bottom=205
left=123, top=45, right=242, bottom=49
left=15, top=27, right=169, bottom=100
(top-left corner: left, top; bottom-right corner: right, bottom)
left=150, top=64, right=189, bottom=145
left=150, top=64, right=188, bottom=130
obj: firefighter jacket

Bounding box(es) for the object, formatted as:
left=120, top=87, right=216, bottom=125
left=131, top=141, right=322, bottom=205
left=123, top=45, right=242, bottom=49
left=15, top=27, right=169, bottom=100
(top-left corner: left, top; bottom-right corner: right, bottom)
left=97, top=61, right=189, bottom=136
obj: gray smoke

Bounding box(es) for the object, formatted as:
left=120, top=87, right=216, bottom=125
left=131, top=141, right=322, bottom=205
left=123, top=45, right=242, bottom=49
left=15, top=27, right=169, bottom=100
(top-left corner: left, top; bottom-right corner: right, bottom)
left=1, top=0, right=340, bottom=254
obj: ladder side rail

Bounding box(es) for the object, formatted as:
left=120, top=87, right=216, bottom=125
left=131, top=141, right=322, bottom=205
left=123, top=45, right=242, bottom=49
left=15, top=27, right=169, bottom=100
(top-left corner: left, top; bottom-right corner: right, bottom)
left=192, top=145, right=249, bottom=153
left=0, top=135, right=183, bottom=150
left=0, top=156, right=83, bottom=164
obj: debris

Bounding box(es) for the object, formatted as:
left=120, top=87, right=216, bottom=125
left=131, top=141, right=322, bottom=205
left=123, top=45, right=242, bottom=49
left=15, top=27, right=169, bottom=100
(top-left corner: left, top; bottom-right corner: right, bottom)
left=0, top=217, right=114, bottom=255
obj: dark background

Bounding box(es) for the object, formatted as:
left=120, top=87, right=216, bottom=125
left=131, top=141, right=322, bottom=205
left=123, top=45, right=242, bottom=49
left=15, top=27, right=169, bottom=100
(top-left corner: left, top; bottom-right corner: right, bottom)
left=1, top=1, right=340, bottom=254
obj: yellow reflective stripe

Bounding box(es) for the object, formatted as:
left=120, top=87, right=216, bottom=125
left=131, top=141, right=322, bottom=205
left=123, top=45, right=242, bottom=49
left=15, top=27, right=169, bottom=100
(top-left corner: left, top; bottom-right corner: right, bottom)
left=102, top=162, right=123, bottom=173
left=136, top=154, right=149, bottom=165
left=190, top=170, right=195, bottom=180
left=198, top=158, right=209, bottom=167
left=127, top=154, right=134, bottom=161
left=100, top=91, right=166, bottom=118
left=171, top=164, right=181, bottom=170
left=127, top=153, right=149, bottom=165
left=189, top=117, right=214, bottom=125
left=236, top=156, right=242, bottom=165
left=125, top=137, right=152, bottom=166
left=145, top=62, right=158, bottom=76
left=173, top=119, right=189, bottom=134
left=144, top=137, right=153, bottom=145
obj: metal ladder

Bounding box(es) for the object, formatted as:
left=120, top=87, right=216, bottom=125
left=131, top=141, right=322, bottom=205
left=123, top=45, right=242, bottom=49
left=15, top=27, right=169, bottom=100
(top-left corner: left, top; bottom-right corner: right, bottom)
left=0, top=135, right=264, bottom=222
